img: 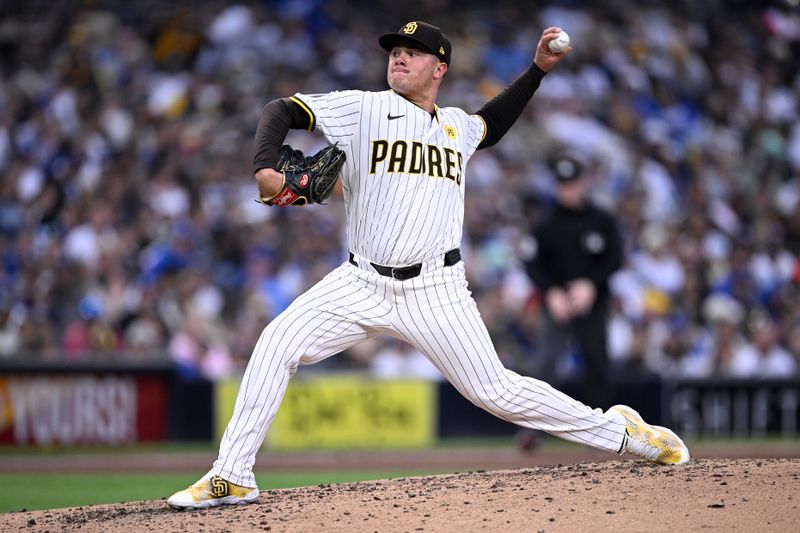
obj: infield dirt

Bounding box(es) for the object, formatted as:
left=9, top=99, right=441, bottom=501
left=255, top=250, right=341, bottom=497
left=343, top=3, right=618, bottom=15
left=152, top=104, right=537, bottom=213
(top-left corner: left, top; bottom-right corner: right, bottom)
left=2, top=457, right=798, bottom=532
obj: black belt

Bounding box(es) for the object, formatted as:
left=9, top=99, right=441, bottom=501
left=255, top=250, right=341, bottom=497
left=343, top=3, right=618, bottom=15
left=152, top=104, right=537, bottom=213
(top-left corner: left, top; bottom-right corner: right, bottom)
left=348, top=248, right=461, bottom=280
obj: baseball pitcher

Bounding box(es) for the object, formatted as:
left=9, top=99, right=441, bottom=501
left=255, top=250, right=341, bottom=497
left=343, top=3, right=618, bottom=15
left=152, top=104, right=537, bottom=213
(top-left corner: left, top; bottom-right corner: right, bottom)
left=168, top=21, right=690, bottom=510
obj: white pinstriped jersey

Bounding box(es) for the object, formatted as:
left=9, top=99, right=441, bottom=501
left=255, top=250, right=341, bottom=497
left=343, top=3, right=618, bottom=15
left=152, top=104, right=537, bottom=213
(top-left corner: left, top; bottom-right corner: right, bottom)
left=209, top=85, right=632, bottom=491
left=293, top=90, right=485, bottom=266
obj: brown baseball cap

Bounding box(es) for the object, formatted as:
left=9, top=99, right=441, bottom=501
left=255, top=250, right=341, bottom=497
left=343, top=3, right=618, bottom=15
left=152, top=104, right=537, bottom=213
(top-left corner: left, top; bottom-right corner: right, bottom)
left=379, top=21, right=452, bottom=65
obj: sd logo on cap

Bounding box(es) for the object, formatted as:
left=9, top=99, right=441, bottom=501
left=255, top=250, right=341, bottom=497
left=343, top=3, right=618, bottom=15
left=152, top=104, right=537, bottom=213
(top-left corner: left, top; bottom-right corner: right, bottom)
left=402, top=22, right=418, bottom=34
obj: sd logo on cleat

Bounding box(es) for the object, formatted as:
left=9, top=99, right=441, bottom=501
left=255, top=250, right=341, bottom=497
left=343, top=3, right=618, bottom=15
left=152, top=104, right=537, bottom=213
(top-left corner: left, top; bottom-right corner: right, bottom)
left=211, top=477, right=229, bottom=497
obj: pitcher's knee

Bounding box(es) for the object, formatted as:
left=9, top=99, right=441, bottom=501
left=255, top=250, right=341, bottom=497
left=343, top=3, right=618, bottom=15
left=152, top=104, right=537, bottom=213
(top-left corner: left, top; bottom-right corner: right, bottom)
left=256, top=322, right=303, bottom=367
left=469, top=385, right=532, bottom=422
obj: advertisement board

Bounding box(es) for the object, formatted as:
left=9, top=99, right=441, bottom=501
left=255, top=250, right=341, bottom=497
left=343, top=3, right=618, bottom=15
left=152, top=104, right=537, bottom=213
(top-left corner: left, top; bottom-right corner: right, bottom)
left=0, top=374, right=168, bottom=446
left=216, top=375, right=436, bottom=450
left=666, top=379, right=800, bottom=438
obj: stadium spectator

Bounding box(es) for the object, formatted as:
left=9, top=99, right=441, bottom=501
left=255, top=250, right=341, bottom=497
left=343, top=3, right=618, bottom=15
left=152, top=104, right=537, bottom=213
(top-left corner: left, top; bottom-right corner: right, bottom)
left=0, top=0, right=798, bottom=384
left=728, top=310, right=797, bottom=378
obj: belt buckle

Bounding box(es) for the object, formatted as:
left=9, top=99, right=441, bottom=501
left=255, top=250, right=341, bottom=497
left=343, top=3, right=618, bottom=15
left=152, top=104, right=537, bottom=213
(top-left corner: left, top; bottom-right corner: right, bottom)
left=390, top=267, right=400, bottom=279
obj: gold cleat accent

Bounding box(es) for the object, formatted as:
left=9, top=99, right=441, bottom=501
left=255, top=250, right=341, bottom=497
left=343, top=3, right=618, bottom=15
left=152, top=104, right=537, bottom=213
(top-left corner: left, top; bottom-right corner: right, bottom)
left=167, top=475, right=259, bottom=510
left=611, top=405, right=690, bottom=465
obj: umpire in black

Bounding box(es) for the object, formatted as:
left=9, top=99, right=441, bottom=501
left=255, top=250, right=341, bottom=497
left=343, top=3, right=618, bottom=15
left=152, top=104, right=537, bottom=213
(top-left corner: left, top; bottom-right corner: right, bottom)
left=524, top=151, right=623, bottom=410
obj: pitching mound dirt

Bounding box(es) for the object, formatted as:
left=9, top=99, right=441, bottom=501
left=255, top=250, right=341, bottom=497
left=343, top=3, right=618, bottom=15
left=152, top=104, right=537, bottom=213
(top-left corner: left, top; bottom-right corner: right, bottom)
left=3, top=458, right=798, bottom=532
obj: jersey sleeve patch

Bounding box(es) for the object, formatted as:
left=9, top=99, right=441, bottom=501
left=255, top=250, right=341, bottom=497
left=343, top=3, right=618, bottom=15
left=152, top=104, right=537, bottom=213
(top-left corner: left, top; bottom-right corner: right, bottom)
left=473, top=114, right=487, bottom=144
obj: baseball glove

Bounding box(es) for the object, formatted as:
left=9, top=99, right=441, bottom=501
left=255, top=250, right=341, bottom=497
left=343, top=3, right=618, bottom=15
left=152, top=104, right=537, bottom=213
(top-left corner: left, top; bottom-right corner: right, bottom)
left=260, top=144, right=345, bottom=207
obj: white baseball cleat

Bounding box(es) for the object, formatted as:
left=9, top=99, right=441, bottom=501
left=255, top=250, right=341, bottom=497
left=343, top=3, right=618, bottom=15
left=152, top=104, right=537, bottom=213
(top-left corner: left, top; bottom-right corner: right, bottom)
left=167, top=474, right=260, bottom=510
left=610, top=405, right=690, bottom=465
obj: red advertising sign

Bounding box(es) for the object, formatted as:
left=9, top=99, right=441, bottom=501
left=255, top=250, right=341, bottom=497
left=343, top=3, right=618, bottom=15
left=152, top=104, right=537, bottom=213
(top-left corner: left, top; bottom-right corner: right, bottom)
left=0, top=374, right=167, bottom=446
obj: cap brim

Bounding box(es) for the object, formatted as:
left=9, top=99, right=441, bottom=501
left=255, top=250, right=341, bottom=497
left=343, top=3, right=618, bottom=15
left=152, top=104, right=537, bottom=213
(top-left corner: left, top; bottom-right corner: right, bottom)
left=379, top=33, right=436, bottom=56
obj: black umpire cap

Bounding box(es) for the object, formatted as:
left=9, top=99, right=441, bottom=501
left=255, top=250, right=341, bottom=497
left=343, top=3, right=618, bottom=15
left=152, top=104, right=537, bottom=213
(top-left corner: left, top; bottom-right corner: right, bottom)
left=548, top=152, right=584, bottom=182
left=379, top=21, right=452, bottom=65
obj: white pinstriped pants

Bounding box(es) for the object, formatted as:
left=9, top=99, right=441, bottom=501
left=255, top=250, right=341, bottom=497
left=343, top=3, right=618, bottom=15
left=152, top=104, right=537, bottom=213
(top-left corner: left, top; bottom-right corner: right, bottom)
left=212, top=261, right=627, bottom=488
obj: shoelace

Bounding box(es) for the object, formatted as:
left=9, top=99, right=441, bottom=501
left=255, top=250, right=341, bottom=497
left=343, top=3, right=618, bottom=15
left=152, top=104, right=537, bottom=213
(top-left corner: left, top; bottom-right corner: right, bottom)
left=623, top=431, right=661, bottom=461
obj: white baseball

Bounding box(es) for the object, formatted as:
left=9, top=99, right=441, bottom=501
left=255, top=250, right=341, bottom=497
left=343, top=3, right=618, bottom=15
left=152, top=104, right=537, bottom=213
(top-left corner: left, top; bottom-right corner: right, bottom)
left=548, top=30, right=570, bottom=53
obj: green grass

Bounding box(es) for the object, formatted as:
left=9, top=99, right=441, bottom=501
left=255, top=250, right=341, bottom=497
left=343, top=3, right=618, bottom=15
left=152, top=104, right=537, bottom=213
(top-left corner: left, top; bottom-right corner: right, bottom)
left=2, top=436, right=797, bottom=514
left=0, top=470, right=446, bottom=514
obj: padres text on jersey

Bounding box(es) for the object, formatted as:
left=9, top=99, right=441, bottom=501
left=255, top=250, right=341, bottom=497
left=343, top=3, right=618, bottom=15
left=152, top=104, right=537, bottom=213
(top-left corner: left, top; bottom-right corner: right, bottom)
left=369, top=140, right=464, bottom=185
left=291, top=89, right=484, bottom=267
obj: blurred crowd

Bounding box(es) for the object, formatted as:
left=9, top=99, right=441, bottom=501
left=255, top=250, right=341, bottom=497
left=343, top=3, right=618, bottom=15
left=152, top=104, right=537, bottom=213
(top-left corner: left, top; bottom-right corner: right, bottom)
left=1, top=0, right=799, bottom=382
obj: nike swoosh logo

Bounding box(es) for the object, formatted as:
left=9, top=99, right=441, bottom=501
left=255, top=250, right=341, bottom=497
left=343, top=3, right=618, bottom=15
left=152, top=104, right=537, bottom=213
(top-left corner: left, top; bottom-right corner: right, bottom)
left=387, top=114, right=405, bottom=120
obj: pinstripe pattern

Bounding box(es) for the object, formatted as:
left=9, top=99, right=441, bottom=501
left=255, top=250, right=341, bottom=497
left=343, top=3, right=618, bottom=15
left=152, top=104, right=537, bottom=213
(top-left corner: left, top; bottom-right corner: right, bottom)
left=212, top=267, right=393, bottom=486
left=394, top=264, right=624, bottom=448
left=209, top=87, right=628, bottom=489
left=295, top=89, right=482, bottom=267
left=211, top=265, right=626, bottom=488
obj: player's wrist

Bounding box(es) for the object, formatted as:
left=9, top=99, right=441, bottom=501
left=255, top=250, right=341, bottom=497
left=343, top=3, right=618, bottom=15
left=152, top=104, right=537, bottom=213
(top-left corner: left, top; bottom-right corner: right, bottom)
left=530, top=62, right=548, bottom=77
left=257, top=171, right=286, bottom=204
